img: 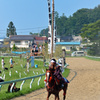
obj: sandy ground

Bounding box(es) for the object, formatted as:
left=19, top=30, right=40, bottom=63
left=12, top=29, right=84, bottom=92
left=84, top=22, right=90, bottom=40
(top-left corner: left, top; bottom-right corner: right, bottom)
left=11, top=57, right=100, bottom=100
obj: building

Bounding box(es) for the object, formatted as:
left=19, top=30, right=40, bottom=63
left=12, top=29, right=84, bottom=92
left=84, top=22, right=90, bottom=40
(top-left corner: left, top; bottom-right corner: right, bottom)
left=0, top=37, right=4, bottom=44
left=10, top=35, right=34, bottom=48
left=34, top=36, right=48, bottom=45
left=72, top=35, right=82, bottom=42
left=60, top=36, right=73, bottom=42
left=56, top=42, right=81, bottom=51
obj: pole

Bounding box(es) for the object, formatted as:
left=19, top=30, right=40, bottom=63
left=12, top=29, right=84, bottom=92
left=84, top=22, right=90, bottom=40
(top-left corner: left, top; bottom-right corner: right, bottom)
left=51, top=0, right=54, bottom=58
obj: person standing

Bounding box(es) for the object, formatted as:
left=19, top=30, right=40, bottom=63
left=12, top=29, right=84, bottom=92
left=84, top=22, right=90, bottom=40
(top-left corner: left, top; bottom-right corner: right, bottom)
left=27, top=56, right=29, bottom=72
left=1, top=58, right=4, bottom=70
left=39, top=45, right=42, bottom=52
left=9, top=57, right=13, bottom=68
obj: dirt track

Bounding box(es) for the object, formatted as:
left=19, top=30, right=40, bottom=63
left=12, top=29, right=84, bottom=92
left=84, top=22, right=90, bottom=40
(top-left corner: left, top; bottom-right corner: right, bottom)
left=12, top=57, right=100, bottom=100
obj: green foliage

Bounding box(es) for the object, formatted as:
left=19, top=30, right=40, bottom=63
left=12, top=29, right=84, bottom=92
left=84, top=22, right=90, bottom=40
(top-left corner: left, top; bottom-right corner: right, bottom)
left=40, top=28, right=48, bottom=37
left=71, top=47, right=77, bottom=51
left=12, top=44, right=17, bottom=51
left=87, top=41, right=100, bottom=56
left=40, top=5, right=100, bottom=37
left=85, top=56, right=100, bottom=61
left=54, top=45, right=63, bottom=58
left=80, top=18, right=100, bottom=56
left=81, top=20, right=100, bottom=41
left=6, top=21, right=17, bottom=37
left=29, top=32, right=39, bottom=36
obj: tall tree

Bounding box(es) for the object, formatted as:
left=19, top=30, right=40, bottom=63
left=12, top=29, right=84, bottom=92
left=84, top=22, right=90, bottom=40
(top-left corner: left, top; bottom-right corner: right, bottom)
left=40, top=5, right=100, bottom=37
left=81, top=19, right=100, bottom=41
left=6, top=21, right=17, bottom=37
left=81, top=20, right=100, bottom=56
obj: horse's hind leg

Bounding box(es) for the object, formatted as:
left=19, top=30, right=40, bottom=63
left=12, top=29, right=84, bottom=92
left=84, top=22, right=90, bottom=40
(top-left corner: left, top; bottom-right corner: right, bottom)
left=47, top=92, right=51, bottom=100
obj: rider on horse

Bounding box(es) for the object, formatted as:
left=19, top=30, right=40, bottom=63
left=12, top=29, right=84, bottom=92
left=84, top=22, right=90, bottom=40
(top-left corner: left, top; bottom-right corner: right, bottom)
left=48, top=59, right=69, bottom=88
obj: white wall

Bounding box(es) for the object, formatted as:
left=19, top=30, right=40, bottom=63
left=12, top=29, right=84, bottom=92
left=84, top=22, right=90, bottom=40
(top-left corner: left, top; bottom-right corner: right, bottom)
left=10, top=40, right=30, bottom=48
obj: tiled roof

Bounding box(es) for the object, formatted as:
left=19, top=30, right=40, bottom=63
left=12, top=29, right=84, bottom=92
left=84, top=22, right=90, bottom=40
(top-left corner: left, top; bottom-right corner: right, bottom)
left=10, top=35, right=34, bottom=41
left=35, top=37, right=48, bottom=40
left=60, top=36, right=73, bottom=41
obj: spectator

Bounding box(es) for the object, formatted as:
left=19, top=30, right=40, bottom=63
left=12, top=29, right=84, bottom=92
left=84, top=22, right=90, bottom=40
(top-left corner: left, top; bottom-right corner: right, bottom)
left=33, top=46, right=36, bottom=52
left=9, top=57, right=13, bottom=68
left=0, top=76, right=4, bottom=82
left=20, top=54, right=22, bottom=59
left=8, top=83, right=20, bottom=92
left=27, top=56, right=29, bottom=72
left=1, top=58, right=4, bottom=70
left=35, top=46, right=38, bottom=52
left=39, top=45, right=42, bottom=52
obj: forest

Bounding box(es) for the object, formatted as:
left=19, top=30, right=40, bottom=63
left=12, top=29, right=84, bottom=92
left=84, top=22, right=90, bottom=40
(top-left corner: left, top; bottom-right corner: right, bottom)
left=40, top=5, right=100, bottom=37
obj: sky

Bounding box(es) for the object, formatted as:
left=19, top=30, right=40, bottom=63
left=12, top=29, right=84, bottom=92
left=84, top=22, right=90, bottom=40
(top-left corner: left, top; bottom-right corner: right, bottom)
left=0, top=0, right=100, bottom=37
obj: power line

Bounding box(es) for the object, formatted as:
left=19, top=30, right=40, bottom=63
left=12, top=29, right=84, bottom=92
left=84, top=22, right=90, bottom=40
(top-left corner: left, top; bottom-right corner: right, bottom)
left=0, top=26, right=48, bottom=32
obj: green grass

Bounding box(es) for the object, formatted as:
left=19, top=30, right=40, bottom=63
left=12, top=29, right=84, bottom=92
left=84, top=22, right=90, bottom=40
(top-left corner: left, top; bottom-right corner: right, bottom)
left=0, top=57, right=70, bottom=100
left=85, top=56, right=100, bottom=61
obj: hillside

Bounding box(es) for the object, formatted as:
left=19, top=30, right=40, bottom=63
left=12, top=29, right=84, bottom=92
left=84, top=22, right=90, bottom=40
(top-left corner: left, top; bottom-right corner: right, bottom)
left=40, top=5, right=100, bottom=37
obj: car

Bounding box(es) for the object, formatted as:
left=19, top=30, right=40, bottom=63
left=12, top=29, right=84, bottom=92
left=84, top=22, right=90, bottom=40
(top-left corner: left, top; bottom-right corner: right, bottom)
left=71, top=51, right=85, bottom=57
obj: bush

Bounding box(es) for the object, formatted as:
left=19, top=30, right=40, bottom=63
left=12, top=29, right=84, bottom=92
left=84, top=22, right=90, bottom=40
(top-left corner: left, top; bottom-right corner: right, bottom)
left=12, top=44, right=17, bottom=51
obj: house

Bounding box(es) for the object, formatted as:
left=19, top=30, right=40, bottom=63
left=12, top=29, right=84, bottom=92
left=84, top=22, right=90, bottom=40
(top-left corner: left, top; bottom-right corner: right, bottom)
left=56, top=35, right=61, bottom=42
left=0, top=37, right=4, bottom=44
left=56, top=42, right=81, bottom=51
left=10, top=35, right=34, bottom=48
left=72, top=35, right=82, bottom=42
left=34, top=36, right=48, bottom=45
left=0, top=37, right=10, bottom=48
left=60, top=36, right=73, bottom=42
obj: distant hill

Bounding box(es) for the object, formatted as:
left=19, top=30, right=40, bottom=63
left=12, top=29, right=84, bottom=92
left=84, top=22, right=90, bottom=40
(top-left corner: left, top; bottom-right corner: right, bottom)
left=40, top=5, right=100, bottom=37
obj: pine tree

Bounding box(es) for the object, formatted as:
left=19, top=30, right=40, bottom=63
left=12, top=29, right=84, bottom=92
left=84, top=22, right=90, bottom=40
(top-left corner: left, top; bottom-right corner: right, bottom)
left=6, top=21, right=17, bottom=37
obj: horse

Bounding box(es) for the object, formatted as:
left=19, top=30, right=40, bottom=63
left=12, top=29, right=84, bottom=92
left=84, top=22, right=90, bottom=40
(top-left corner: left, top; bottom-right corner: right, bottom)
left=45, top=69, right=68, bottom=100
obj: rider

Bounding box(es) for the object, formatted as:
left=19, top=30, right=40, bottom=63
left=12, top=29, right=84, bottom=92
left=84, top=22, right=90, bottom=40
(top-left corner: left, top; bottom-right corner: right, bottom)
left=49, top=59, right=69, bottom=88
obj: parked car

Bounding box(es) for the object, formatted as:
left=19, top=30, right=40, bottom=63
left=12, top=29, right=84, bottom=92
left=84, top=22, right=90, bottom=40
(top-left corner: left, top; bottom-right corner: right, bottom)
left=71, top=51, right=85, bottom=57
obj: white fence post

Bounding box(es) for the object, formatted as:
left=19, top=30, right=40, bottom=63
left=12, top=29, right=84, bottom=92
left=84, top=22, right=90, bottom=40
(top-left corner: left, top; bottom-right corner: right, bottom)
left=20, top=80, right=25, bottom=91
left=30, top=78, right=34, bottom=89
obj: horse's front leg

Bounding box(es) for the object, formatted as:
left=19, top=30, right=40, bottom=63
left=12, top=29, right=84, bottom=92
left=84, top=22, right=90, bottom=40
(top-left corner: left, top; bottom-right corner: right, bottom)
left=47, top=92, right=51, bottom=100
left=63, top=83, right=68, bottom=100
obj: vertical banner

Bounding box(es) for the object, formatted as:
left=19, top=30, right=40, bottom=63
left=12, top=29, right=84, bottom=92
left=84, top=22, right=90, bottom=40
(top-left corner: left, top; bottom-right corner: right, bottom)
left=47, top=0, right=52, bottom=54
left=53, top=26, right=56, bottom=53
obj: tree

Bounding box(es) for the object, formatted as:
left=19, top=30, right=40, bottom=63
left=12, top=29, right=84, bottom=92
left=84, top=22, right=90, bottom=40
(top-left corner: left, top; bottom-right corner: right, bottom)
left=40, top=5, right=100, bottom=37
left=6, top=21, right=17, bottom=37
left=12, top=44, right=17, bottom=51
left=81, top=20, right=100, bottom=56
left=81, top=19, right=100, bottom=41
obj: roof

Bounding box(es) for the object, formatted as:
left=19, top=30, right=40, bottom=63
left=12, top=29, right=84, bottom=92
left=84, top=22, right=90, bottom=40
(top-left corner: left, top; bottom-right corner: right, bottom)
left=56, top=42, right=81, bottom=45
left=10, top=35, right=34, bottom=41
left=72, top=35, right=82, bottom=41
left=0, top=44, right=9, bottom=48
left=35, top=37, right=48, bottom=41
left=60, top=36, right=73, bottom=42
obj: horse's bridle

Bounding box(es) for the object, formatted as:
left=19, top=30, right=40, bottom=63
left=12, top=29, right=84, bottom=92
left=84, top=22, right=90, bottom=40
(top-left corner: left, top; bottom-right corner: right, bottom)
left=46, top=70, right=56, bottom=89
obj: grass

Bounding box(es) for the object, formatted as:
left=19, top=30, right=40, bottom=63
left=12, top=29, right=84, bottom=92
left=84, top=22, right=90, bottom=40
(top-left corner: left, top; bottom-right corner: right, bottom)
left=85, top=56, right=100, bottom=61
left=0, top=57, right=70, bottom=100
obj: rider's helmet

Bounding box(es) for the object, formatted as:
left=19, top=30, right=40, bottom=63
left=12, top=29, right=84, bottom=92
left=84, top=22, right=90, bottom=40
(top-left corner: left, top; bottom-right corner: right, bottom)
left=50, top=59, right=57, bottom=68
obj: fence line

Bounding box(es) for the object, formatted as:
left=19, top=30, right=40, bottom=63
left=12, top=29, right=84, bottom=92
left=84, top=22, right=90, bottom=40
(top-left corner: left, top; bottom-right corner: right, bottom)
left=86, top=55, right=100, bottom=59
left=0, top=74, right=45, bottom=93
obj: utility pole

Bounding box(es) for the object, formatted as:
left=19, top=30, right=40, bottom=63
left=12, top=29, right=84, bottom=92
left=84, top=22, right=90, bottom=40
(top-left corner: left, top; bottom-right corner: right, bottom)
left=51, top=0, right=54, bottom=58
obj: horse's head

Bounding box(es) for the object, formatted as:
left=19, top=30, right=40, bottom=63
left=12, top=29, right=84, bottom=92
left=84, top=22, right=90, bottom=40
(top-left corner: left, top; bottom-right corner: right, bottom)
left=45, top=69, right=55, bottom=87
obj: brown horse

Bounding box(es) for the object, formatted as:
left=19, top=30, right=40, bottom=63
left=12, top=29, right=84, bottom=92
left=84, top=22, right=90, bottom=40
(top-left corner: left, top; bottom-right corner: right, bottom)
left=45, top=69, right=68, bottom=100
